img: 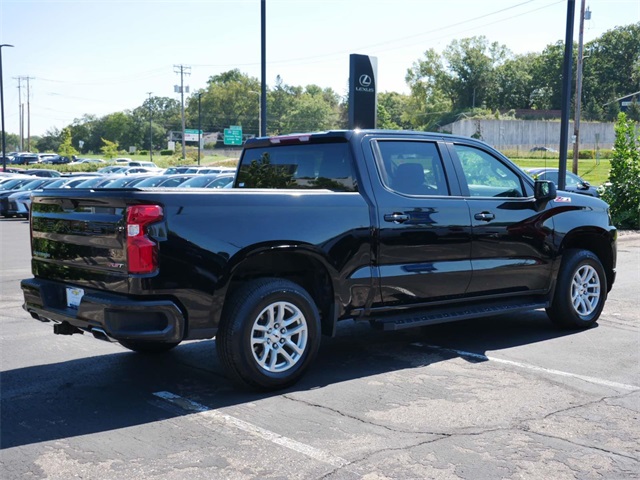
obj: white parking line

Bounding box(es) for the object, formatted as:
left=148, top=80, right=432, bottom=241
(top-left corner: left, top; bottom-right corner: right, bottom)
left=153, top=391, right=350, bottom=468
left=413, top=343, right=640, bottom=391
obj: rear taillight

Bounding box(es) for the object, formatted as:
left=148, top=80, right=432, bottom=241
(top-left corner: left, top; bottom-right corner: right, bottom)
left=126, top=204, right=163, bottom=274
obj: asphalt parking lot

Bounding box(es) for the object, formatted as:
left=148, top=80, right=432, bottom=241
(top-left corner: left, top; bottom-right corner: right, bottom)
left=1, top=218, right=638, bottom=479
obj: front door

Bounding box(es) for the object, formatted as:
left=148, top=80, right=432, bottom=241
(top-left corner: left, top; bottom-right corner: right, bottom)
left=447, top=142, right=554, bottom=296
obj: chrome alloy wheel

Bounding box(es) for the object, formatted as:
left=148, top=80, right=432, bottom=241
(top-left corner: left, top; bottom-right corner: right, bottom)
left=571, top=264, right=601, bottom=316
left=250, top=301, right=309, bottom=373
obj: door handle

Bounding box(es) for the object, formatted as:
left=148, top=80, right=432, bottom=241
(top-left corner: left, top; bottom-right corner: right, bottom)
left=474, top=212, right=495, bottom=222
left=384, top=213, right=409, bottom=224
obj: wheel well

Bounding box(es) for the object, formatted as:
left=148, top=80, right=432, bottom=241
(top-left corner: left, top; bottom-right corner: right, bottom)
left=561, top=231, right=615, bottom=291
left=226, top=250, right=336, bottom=335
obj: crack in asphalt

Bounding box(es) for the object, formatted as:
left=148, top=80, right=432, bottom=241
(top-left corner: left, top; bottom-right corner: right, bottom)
left=282, top=393, right=449, bottom=436
left=288, top=387, right=639, bottom=478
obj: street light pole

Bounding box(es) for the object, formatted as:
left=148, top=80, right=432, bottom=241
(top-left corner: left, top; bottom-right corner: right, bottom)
left=147, top=92, right=153, bottom=161
left=1, top=44, right=14, bottom=173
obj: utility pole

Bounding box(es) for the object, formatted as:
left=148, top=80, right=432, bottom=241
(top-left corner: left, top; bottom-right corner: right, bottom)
left=14, top=76, right=22, bottom=151
left=174, top=65, right=191, bottom=159
left=572, top=0, right=589, bottom=175
left=25, top=76, right=33, bottom=152
left=147, top=92, right=153, bottom=161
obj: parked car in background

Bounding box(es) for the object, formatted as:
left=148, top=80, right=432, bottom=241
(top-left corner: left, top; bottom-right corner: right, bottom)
left=1, top=177, right=57, bottom=217
left=22, top=169, right=62, bottom=178
left=98, top=165, right=127, bottom=174
left=163, top=166, right=195, bottom=175
left=0, top=177, right=41, bottom=193
left=8, top=176, right=98, bottom=218
left=114, top=158, right=132, bottom=164
left=529, top=147, right=558, bottom=153
left=205, top=173, right=235, bottom=189
left=68, top=158, right=106, bottom=165
left=11, top=153, right=39, bottom=165
left=37, top=153, right=58, bottom=163
left=127, top=161, right=159, bottom=168
left=40, top=155, right=71, bottom=165
left=526, top=168, right=600, bottom=198
left=126, top=175, right=169, bottom=188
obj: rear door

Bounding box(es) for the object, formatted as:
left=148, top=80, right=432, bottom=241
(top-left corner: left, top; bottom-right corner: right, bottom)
left=362, top=136, right=473, bottom=307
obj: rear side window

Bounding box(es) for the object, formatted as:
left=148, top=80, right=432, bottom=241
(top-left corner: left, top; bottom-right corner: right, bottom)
left=374, top=140, right=449, bottom=196
left=237, top=142, right=357, bottom=192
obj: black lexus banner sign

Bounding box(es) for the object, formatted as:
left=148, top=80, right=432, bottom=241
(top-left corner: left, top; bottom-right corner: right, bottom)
left=348, top=54, right=378, bottom=129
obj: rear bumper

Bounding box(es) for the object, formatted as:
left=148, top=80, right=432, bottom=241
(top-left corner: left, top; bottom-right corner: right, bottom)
left=21, top=277, right=185, bottom=343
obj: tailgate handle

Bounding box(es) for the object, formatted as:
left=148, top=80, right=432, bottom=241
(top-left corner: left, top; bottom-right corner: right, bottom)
left=474, top=212, right=495, bottom=222
left=384, top=213, right=409, bottom=224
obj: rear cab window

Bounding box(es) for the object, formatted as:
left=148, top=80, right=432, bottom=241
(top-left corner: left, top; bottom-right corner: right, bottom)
left=236, top=141, right=357, bottom=192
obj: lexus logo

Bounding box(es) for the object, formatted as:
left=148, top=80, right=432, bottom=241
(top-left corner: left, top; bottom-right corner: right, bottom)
left=359, top=74, right=372, bottom=87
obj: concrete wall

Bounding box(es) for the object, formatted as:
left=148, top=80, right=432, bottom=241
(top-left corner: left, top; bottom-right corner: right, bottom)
left=445, top=119, right=615, bottom=151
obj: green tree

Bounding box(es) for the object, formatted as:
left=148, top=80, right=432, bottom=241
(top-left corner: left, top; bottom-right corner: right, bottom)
left=100, top=138, right=119, bottom=159
left=490, top=53, right=537, bottom=109
left=280, top=90, right=337, bottom=133
left=583, top=98, right=604, bottom=121
left=35, top=128, right=62, bottom=152
left=602, top=113, right=640, bottom=229
left=604, top=99, right=621, bottom=122
left=58, top=127, right=79, bottom=158
left=582, top=23, right=640, bottom=110
left=405, top=48, right=452, bottom=130
left=378, top=92, right=411, bottom=129
left=529, top=41, right=568, bottom=110
left=4, top=132, right=20, bottom=151
left=442, top=36, right=508, bottom=110
left=626, top=96, right=640, bottom=122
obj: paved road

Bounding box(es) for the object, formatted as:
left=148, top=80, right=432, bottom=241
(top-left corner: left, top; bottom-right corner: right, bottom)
left=1, top=218, right=638, bottom=479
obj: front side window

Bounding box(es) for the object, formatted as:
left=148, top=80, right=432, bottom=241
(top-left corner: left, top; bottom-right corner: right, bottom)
left=454, top=145, right=524, bottom=198
left=237, top=142, right=357, bottom=192
left=374, top=140, right=449, bottom=196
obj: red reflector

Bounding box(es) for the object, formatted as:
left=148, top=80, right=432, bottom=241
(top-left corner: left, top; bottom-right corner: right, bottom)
left=126, top=204, right=163, bottom=274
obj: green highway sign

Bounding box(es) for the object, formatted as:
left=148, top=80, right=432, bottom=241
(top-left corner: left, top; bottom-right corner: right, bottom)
left=224, top=126, right=243, bottom=145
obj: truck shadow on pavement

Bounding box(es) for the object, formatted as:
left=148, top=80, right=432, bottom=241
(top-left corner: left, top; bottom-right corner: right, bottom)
left=1, top=310, right=586, bottom=449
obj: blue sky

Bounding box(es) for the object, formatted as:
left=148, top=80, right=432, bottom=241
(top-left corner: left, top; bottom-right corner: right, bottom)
left=1, top=0, right=638, bottom=137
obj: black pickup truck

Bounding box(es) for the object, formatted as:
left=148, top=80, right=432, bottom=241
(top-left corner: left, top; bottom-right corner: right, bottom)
left=21, top=130, right=617, bottom=390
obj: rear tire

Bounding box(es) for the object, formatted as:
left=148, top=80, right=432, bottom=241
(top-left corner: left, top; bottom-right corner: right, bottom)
left=216, top=278, right=321, bottom=391
left=546, top=249, right=607, bottom=329
left=118, top=340, right=180, bottom=353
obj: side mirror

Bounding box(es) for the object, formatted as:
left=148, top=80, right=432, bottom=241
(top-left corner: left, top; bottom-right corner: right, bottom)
left=534, top=180, right=557, bottom=202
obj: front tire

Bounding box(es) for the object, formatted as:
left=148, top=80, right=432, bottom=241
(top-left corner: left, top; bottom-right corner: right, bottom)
left=216, top=278, right=321, bottom=391
left=546, top=249, right=607, bottom=329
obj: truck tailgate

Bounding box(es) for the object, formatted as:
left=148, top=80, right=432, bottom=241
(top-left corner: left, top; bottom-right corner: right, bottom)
left=29, top=191, right=131, bottom=292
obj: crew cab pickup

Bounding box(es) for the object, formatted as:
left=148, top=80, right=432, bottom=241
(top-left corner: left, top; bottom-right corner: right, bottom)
left=21, top=130, right=617, bottom=390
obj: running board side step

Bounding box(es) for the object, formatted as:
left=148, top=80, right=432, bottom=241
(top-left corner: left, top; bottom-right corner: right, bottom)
left=369, top=300, right=549, bottom=331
